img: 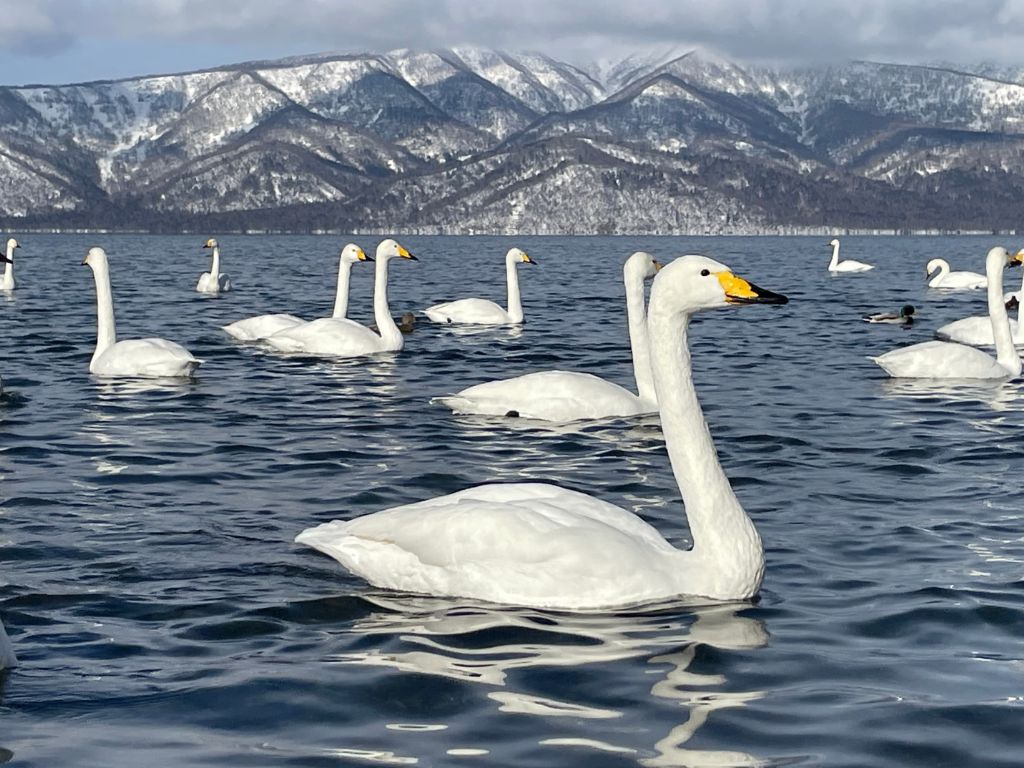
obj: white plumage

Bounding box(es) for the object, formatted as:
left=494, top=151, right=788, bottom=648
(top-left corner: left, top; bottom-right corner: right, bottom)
left=827, top=238, right=873, bottom=272
left=424, top=247, right=536, bottom=325
left=925, top=258, right=986, bottom=289
left=874, top=247, right=1022, bottom=379
left=1, top=238, right=20, bottom=291
left=936, top=249, right=1024, bottom=346
left=297, top=255, right=789, bottom=609
left=196, top=238, right=232, bottom=294
left=83, top=247, right=201, bottom=378
left=434, top=251, right=661, bottom=422
left=264, top=239, right=416, bottom=358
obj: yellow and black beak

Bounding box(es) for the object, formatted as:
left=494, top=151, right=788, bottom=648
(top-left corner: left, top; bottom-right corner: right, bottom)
left=718, top=272, right=788, bottom=305
left=653, top=260, right=663, bottom=271
left=1010, top=249, right=1024, bottom=267
left=522, top=253, right=538, bottom=265
left=357, top=249, right=373, bottom=262
left=398, top=245, right=418, bottom=261
left=202, top=241, right=212, bottom=249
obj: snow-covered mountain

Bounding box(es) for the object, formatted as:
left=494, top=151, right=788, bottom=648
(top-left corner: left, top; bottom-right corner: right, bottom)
left=2, top=47, right=1023, bottom=233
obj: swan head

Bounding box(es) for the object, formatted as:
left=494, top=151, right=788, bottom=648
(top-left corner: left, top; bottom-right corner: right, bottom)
left=828, top=238, right=839, bottom=247
left=652, top=255, right=788, bottom=315
left=625, top=251, right=661, bottom=281
left=376, top=238, right=418, bottom=262
left=925, top=258, right=948, bottom=277
left=6, top=238, right=18, bottom=252
left=507, top=247, right=536, bottom=266
left=82, top=246, right=108, bottom=269
left=987, top=245, right=1022, bottom=272
left=202, top=238, right=218, bottom=249
left=340, top=243, right=371, bottom=263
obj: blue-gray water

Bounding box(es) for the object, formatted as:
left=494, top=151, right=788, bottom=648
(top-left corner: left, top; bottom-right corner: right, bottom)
left=2, top=234, right=1023, bottom=767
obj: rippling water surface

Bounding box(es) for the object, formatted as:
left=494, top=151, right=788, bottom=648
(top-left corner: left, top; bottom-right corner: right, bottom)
left=2, top=234, right=1024, bottom=767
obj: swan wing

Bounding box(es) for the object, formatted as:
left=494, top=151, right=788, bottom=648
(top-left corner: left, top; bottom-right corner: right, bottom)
left=872, top=340, right=1008, bottom=378
left=218, top=274, right=232, bottom=291
left=934, top=271, right=987, bottom=289
left=434, top=370, right=649, bottom=421
left=424, top=298, right=510, bottom=325
left=223, top=314, right=305, bottom=341
left=833, top=260, right=874, bottom=272
left=936, top=316, right=1022, bottom=346
left=196, top=272, right=215, bottom=293
left=92, top=338, right=200, bottom=377
left=264, top=317, right=384, bottom=356
left=295, top=482, right=681, bottom=609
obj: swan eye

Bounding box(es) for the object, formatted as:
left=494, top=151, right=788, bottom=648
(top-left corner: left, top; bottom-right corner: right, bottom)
left=700, top=269, right=710, bottom=277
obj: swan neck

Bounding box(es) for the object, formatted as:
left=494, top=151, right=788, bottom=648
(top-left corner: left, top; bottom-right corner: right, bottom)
left=988, top=260, right=1021, bottom=376
left=647, top=299, right=763, bottom=594
left=332, top=258, right=354, bottom=318
left=2, top=243, right=12, bottom=287
left=505, top=255, right=523, bottom=323
left=211, top=246, right=221, bottom=281
left=373, top=257, right=402, bottom=350
left=624, top=267, right=655, bottom=403
left=828, top=242, right=839, bottom=269
left=90, top=259, right=117, bottom=361
left=1018, top=266, right=1024, bottom=326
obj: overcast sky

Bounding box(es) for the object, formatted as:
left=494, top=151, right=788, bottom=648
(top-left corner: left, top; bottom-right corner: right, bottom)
left=2, top=0, right=1024, bottom=85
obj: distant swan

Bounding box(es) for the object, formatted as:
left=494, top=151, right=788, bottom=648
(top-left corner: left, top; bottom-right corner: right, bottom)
left=296, top=254, right=788, bottom=609
left=864, top=305, right=914, bottom=325
left=264, top=239, right=417, bottom=357
left=434, top=252, right=661, bottom=421
left=873, top=247, right=1022, bottom=379
left=1, top=238, right=20, bottom=290
left=424, top=247, right=536, bottom=324
left=827, top=238, right=873, bottom=273
left=926, top=258, right=986, bottom=289
left=196, top=238, right=232, bottom=294
left=222, top=243, right=368, bottom=341
left=0, top=618, right=14, bottom=669
left=83, top=247, right=202, bottom=377
left=936, top=250, right=1024, bottom=346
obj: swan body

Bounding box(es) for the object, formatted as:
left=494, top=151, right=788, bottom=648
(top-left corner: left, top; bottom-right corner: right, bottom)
left=435, top=252, right=661, bottom=422
left=222, top=243, right=369, bottom=341
left=926, top=258, right=986, bottom=289
left=196, top=238, right=231, bottom=294
left=264, top=239, right=416, bottom=357
left=296, top=254, right=789, bottom=609
left=0, top=618, right=14, bottom=669
left=874, top=247, right=1022, bottom=379
left=1, top=238, right=19, bottom=290
left=937, top=249, right=1024, bottom=346
left=424, top=247, right=536, bottom=324
left=827, top=238, right=873, bottom=273
left=83, top=247, right=201, bottom=378
left=864, top=305, right=915, bottom=324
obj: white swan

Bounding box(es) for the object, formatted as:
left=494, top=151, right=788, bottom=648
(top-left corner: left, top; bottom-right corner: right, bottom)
left=873, top=247, right=1022, bottom=379
left=434, top=252, right=661, bottom=422
left=936, top=250, right=1024, bottom=346
left=926, top=258, right=986, bottom=289
left=295, top=255, right=789, bottom=609
left=83, top=247, right=202, bottom=378
left=264, top=239, right=417, bottom=357
left=827, top=238, right=873, bottom=273
left=424, top=247, right=536, bottom=324
left=196, top=238, right=232, bottom=294
left=0, top=618, right=14, bottom=669
left=222, top=243, right=368, bottom=341
left=1, top=238, right=19, bottom=290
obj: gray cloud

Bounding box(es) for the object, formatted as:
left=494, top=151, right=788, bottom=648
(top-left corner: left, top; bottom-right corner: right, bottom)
left=3, top=0, right=1024, bottom=69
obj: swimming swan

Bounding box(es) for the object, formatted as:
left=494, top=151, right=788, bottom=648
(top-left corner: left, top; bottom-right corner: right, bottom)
left=295, top=255, right=789, bottom=609
left=83, top=247, right=202, bottom=378
left=873, top=247, right=1022, bottom=379
left=263, top=239, right=416, bottom=357
left=936, top=250, right=1024, bottom=346
left=827, top=238, right=873, bottom=273
left=1, top=238, right=19, bottom=290
left=925, top=258, right=986, bottom=289
left=0, top=618, right=14, bottom=669
left=196, top=238, right=232, bottom=294
left=434, top=252, right=661, bottom=422
left=424, top=247, right=537, bottom=324
left=222, top=243, right=368, bottom=341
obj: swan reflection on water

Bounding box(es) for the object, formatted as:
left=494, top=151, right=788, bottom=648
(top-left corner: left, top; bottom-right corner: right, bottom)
left=327, top=593, right=767, bottom=764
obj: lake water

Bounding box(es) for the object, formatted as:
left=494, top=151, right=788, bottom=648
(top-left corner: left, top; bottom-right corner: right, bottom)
left=2, top=234, right=1023, bottom=767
